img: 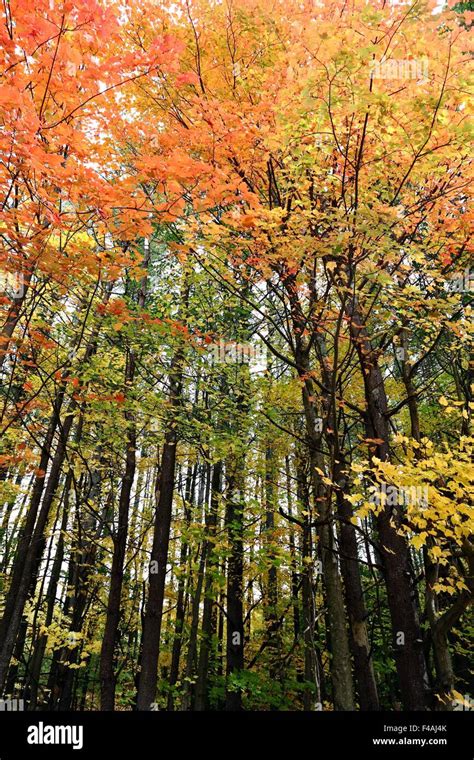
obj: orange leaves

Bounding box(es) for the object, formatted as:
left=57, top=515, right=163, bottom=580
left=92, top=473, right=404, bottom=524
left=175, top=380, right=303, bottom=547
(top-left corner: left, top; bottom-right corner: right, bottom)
left=0, top=85, right=22, bottom=107
left=138, top=155, right=164, bottom=177
left=0, top=0, right=188, bottom=329
left=15, top=10, right=57, bottom=45
left=240, top=213, right=258, bottom=229
left=176, top=72, right=200, bottom=87
left=25, top=146, right=65, bottom=177
left=138, top=149, right=210, bottom=187
left=85, top=390, right=127, bottom=405
left=97, top=297, right=130, bottom=322
left=27, top=329, right=55, bottom=352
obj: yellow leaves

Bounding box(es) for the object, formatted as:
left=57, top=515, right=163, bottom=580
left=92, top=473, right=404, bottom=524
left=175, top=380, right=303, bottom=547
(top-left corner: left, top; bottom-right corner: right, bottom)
left=428, top=545, right=450, bottom=566
left=435, top=689, right=474, bottom=710
left=451, top=691, right=471, bottom=708
left=354, top=502, right=373, bottom=521
left=411, top=533, right=427, bottom=550
left=438, top=396, right=465, bottom=414
left=432, top=572, right=469, bottom=596
left=432, top=582, right=456, bottom=596
left=346, top=493, right=363, bottom=505
left=354, top=436, right=473, bottom=587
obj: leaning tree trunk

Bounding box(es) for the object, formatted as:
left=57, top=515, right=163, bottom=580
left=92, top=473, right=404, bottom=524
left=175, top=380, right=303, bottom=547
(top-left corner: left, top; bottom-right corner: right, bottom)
left=27, top=474, right=71, bottom=709
left=0, top=402, right=75, bottom=692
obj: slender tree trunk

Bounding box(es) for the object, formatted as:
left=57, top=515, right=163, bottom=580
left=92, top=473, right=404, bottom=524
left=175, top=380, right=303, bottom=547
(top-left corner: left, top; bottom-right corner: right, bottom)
left=25, top=473, right=71, bottom=708
left=181, top=463, right=211, bottom=710
left=224, top=464, right=245, bottom=710
left=136, top=342, right=186, bottom=710
left=167, top=463, right=196, bottom=710
left=48, top=471, right=106, bottom=710
left=99, top=350, right=137, bottom=710
left=0, top=405, right=75, bottom=692
left=263, top=444, right=280, bottom=681
left=285, top=458, right=301, bottom=644
left=335, top=460, right=379, bottom=710
left=99, top=248, right=148, bottom=710
left=195, top=460, right=221, bottom=711
left=296, top=455, right=321, bottom=710
left=282, top=273, right=354, bottom=710
left=299, top=356, right=355, bottom=710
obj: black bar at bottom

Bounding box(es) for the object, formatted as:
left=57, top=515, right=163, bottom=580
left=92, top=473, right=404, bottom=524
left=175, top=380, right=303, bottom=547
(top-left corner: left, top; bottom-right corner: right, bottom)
left=0, top=710, right=471, bottom=758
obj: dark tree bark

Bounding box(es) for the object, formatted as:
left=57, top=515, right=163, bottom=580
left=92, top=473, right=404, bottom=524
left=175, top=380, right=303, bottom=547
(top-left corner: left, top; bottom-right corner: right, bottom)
left=285, top=457, right=301, bottom=645
left=224, top=464, right=245, bottom=711
left=0, top=403, right=74, bottom=692
left=346, top=294, right=430, bottom=710
left=181, top=462, right=211, bottom=710
left=24, top=472, right=71, bottom=709
left=99, top=349, right=137, bottom=710
left=263, top=445, right=280, bottom=681
left=195, top=461, right=222, bottom=711
left=167, top=463, right=196, bottom=710
left=136, top=343, right=185, bottom=711
left=335, top=460, right=379, bottom=710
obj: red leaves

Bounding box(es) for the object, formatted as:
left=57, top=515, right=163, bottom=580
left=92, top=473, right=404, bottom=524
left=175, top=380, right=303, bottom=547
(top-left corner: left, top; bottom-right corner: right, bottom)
left=175, top=72, right=200, bottom=87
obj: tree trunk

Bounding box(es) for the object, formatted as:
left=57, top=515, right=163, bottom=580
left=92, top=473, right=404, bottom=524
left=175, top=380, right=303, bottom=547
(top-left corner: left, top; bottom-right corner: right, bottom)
left=335, top=461, right=379, bottom=710
left=0, top=404, right=75, bottom=692
left=347, top=296, right=429, bottom=710
left=263, top=445, right=280, bottom=681
left=224, top=464, right=245, bottom=711
left=99, top=350, right=137, bottom=710
left=167, top=463, right=196, bottom=709
left=136, top=344, right=185, bottom=710
left=195, top=460, right=221, bottom=710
